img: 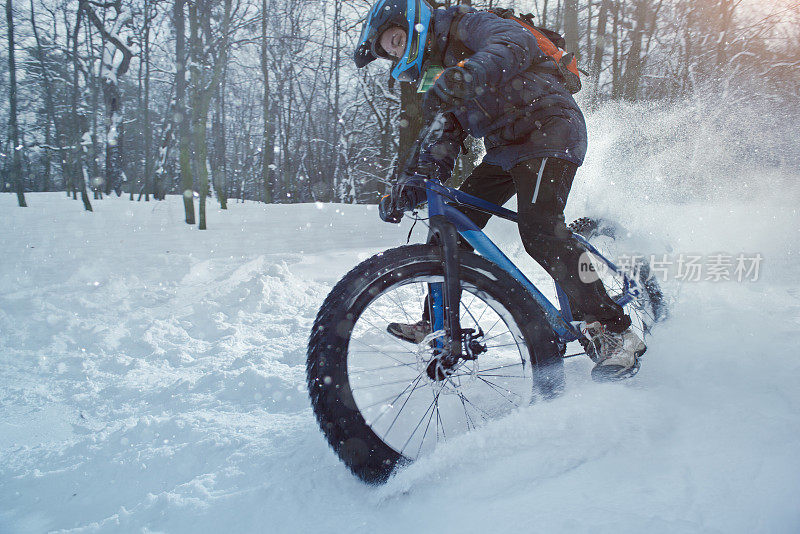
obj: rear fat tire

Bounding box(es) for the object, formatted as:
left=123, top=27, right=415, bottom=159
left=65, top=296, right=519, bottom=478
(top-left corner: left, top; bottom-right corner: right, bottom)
left=307, top=244, right=563, bottom=484
left=568, top=216, right=667, bottom=327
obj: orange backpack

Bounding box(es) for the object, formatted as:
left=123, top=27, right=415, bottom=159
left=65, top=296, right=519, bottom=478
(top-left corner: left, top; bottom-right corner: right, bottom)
left=451, top=8, right=583, bottom=94
left=500, top=10, right=582, bottom=94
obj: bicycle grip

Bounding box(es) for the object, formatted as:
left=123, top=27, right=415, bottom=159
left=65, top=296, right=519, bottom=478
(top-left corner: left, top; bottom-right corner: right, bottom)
left=378, top=194, right=403, bottom=224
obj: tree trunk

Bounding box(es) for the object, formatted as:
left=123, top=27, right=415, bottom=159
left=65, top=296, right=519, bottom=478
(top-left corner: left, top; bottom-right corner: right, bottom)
left=175, top=0, right=195, bottom=224
left=153, top=94, right=175, bottom=200
left=43, top=117, right=52, bottom=191
left=143, top=0, right=152, bottom=201
left=715, top=0, right=736, bottom=69
left=591, top=0, right=609, bottom=104
left=87, top=19, right=101, bottom=199
left=101, top=79, right=126, bottom=197
left=260, top=0, right=274, bottom=203
left=398, top=83, right=423, bottom=174
left=212, top=82, right=228, bottom=209
left=564, top=0, right=579, bottom=60
left=31, top=0, right=66, bottom=191
left=611, top=0, right=622, bottom=99
left=6, top=0, right=26, bottom=207
left=542, top=0, right=549, bottom=28
left=189, top=0, right=231, bottom=230
left=193, top=111, right=209, bottom=230
left=331, top=0, right=346, bottom=202
left=189, top=0, right=204, bottom=228
left=623, top=0, right=647, bottom=101
left=81, top=0, right=133, bottom=197
left=71, top=5, right=92, bottom=211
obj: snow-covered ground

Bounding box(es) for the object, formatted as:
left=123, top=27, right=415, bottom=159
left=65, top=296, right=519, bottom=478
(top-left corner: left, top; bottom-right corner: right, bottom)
left=2, top=102, right=800, bottom=533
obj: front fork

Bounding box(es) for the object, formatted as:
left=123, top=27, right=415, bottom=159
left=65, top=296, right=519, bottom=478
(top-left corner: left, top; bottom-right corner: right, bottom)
left=427, top=214, right=462, bottom=362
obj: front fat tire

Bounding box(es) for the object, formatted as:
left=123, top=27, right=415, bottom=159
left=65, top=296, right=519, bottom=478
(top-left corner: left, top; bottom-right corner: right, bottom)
left=307, top=244, right=563, bottom=484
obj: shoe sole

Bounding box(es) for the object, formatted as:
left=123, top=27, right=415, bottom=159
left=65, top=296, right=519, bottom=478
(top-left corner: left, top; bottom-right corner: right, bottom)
left=386, top=325, right=425, bottom=344
left=590, top=345, right=646, bottom=382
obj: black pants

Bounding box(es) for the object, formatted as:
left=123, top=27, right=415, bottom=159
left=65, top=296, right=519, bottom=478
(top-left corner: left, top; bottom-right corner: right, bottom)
left=441, top=159, right=630, bottom=333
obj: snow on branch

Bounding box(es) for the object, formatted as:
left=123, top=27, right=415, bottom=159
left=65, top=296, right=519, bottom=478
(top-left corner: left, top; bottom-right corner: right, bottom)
left=79, top=0, right=134, bottom=79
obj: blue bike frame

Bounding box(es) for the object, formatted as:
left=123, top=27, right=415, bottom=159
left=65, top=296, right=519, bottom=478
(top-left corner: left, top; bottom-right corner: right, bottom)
left=421, top=177, right=642, bottom=346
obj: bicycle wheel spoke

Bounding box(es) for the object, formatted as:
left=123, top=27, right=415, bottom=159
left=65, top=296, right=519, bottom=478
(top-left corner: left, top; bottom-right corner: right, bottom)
left=474, top=297, right=490, bottom=325
left=460, top=296, right=487, bottom=333
left=457, top=391, right=493, bottom=421
left=348, top=361, right=419, bottom=374
left=386, top=286, right=415, bottom=323
left=481, top=330, right=513, bottom=344
left=482, top=316, right=503, bottom=337
left=351, top=374, right=428, bottom=391
left=351, top=336, right=415, bottom=367
left=357, top=313, right=419, bottom=354
left=346, top=271, right=535, bottom=463
left=382, top=371, right=428, bottom=436
left=400, top=380, right=447, bottom=455
left=368, top=366, right=428, bottom=423
left=477, top=362, right=525, bottom=373
left=475, top=376, right=523, bottom=406
left=349, top=349, right=415, bottom=355
left=435, top=398, right=446, bottom=441
left=464, top=293, right=478, bottom=315
left=484, top=342, right=524, bottom=350
left=359, top=381, right=429, bottom=411
left=458, top=393, right=473, bottom=431
left=415, top=397, right=439, bottom=458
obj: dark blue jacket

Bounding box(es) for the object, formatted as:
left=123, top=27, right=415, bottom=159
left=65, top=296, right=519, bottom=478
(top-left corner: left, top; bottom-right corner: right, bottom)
left=417, top=7, right=588, bottom=177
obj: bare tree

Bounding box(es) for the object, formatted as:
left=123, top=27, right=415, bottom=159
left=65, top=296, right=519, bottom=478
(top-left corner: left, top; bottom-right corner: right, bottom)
left=260, top=0, right=275, bottom=203
left=7, top=0, right=799, bottom=205
left=589, top=0, right=609, bottom=104
left=175, top=0, right=194, bottom=223
left=29, top=0, right=69, bottom=194
left=188, top=0, right=232, bottom=229
left=6, top=0, right=26, bottom=207
left=69, top=3, right=93, bottom=211
left=136, top=0, right=155, bottom=201
left=80, top=0, right=134, bottom=196
left=563, top=0, right=579, bottom=60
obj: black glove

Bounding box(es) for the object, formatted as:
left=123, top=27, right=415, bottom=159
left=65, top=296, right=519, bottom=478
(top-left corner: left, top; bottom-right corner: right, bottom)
left=422, top=65, right=481, bottom=118
left=434, top=66, right=474, bottom=103
left=379, top=192, right=403, bottom=223
left=378, top=173, right=428, bottom=223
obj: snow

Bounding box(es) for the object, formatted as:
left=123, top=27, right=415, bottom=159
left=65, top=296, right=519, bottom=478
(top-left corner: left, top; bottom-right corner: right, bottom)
left=2, top=103, right=800, bottom=532
left=108, top=112, right=122, bottom=147
left=2, top=192, right=798, bottom=532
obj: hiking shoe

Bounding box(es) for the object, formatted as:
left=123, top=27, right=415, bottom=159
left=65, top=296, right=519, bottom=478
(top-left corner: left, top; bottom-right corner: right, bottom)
left=581, top=321, right=646, bottom=382
left=387, top=320, right=431, bottom=344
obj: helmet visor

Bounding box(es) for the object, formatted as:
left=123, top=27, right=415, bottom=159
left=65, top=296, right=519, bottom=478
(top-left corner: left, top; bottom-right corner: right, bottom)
left=354, top=42, right=376, bottom=68
left=354, top=0, right=394, bottom=68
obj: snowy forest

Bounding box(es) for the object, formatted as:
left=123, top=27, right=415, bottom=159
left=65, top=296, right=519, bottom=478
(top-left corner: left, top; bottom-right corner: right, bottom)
left=3, top=1, right=800, bottom=530
left=2, top=0, right=799, bottom=227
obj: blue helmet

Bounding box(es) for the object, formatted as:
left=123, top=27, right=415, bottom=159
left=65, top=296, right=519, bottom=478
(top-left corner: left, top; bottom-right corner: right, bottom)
left=354, top=0, right=434, bottom=83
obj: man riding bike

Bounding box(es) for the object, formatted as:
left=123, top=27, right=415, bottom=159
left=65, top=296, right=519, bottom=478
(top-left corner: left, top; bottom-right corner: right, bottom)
left=354, top=0, right=645, bottom=382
